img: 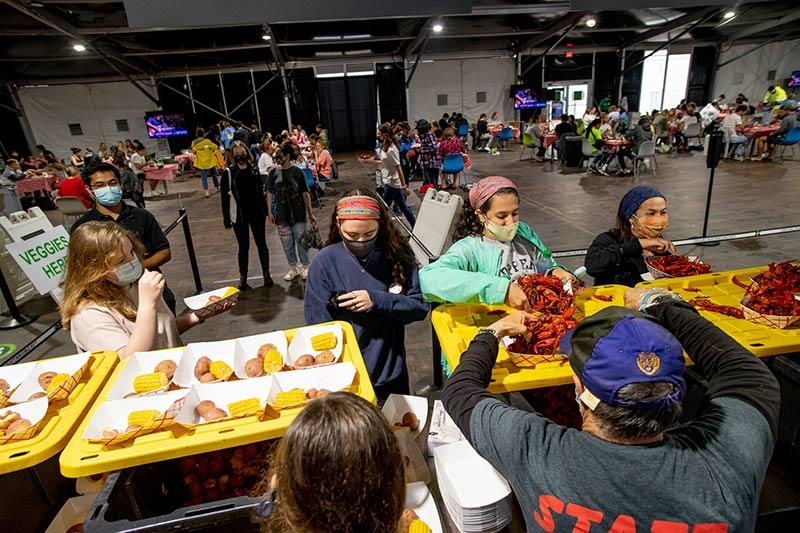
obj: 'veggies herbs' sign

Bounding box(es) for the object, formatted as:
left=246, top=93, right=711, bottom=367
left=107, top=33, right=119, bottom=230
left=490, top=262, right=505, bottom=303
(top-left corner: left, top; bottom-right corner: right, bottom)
left=6, top=226, right=70, bottom=294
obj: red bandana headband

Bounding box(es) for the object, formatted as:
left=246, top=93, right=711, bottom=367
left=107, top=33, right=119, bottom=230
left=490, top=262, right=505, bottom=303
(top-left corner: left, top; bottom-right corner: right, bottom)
left=336, top=195, right=381, bottom=220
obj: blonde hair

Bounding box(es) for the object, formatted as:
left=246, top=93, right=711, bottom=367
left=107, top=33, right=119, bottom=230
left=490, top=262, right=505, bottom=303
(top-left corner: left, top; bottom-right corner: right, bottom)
left=60, top=221, right=145, bottom=328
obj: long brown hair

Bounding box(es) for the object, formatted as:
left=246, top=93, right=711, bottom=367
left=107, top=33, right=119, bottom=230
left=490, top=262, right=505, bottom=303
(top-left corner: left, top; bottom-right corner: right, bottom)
left=60, top=221, right=145, bottom=328
left=326, top=188, right=418, bottom=286
left=262, top=392, right=405, bottom=532
left=452, top=187, right=518, bottom=242
left=226, top=140, right=254, bottom=166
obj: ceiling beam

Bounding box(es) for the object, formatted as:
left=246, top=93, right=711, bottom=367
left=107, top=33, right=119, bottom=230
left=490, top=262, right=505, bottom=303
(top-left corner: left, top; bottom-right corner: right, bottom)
left=726, top=11, right=800, bottom=42
left=517, top=11, right=583, bottom=53
left=401, top=18, right=432, bottom=58
left=619, top=6, right=718, bottom=49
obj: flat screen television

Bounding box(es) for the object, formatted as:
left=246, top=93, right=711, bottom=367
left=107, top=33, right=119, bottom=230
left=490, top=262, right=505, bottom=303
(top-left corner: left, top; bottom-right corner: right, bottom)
left=788, top=70, right=800, bottom=88
left=512, top=87, right=546, bottom=109
left=145, top=112, right=188, bottom=138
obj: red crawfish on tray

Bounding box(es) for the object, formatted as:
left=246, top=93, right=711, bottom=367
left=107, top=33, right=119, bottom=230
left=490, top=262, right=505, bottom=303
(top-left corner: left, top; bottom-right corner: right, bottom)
left=507, top=312, right=578, bottom=356
left=736, top=260, right=800, bottom=316
left=647, top=255, right=712, bottom=277
left=516, top=274, right=576, bottom=314
left=688, top=298, right=745, bottom=319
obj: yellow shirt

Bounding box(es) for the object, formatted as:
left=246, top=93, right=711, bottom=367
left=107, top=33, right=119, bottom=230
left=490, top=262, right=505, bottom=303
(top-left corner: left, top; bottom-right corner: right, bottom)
left=763, top=86, right=787, bottom=103
left=191, top=138, right=222, bottom=170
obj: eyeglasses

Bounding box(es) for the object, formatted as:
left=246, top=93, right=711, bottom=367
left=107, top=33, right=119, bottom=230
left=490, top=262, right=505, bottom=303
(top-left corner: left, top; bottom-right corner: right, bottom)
left=91, top=179, right=120, bottom=190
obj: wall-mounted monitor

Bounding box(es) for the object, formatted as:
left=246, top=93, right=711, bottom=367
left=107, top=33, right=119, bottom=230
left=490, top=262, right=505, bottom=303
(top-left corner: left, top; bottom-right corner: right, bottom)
left=510, top=86, right=546, bottom=109
left=788, top=71, right=800, bottom=88
left=145, top=112, right=189, bottom=138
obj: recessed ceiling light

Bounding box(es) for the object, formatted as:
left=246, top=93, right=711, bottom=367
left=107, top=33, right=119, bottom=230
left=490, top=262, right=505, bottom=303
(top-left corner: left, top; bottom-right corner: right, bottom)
left=432, top=23, right=443, bottom=33
left=723, top=11, right=736, bottom=19
left=72, top=43, right=87, bottom=52
left=261, top=34, right=271, bottom=41
left=585, top=17, right=597, bottom=28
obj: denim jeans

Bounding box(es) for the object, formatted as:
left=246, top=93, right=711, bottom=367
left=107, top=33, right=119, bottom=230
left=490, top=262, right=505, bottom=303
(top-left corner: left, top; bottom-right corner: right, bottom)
left=198, top=167, right=219, bottom=191
left=382, top=185, right=416, bottom=227
left=278, top=222, right=308, bottom=266
left=729, top=134, right=748, bottom=156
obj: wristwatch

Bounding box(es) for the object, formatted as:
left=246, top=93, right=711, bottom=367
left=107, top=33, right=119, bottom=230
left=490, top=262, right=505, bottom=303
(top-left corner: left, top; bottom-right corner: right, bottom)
left=639, top=290, right=682, bottom=311
left=476, top=327, right=501, bottom=339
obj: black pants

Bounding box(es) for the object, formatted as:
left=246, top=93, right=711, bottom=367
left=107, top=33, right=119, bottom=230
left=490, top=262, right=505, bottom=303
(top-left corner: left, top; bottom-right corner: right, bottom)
left=232, top=217, right=270, bottom=278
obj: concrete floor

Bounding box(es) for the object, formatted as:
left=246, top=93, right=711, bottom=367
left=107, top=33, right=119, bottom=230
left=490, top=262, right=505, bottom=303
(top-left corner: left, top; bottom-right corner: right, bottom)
left=3, top=142, right=800, bottom=517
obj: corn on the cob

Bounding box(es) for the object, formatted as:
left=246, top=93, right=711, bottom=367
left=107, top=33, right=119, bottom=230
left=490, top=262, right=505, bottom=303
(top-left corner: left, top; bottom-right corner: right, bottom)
left=408, top=520, right=432, bottom=533
left=273, top=388, right=307, bottom=408
left=227, top=397, right=261, bottom=417
left=132, top=372, right=168, bottom=394
left=310, top=332, right=337, bottom=351
left=262, top=349, right=283, bottom=375
left=209, top=360, right=233, bottom=380
left=127, top=409, right=160, bottom=427
left=45, top=373, right=70, bottom=394
left=222, top=287, right=238, bottom=298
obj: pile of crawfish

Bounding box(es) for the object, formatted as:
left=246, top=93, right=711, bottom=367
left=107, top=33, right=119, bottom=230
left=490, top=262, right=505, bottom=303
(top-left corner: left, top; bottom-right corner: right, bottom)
left=737, top=261, right=800, bottom=316
left=507, top=274, right=578, bottom=356
left=646, top=255, right=712, bottom=277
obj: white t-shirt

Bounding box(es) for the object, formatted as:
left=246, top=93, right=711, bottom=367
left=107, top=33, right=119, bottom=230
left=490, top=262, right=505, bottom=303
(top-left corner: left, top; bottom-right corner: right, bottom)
left=680, top=114, right=698, bottom=131
left=599, top=123, right=612, bottom=136
left=129, top=153, right=146, bottom=173
left=258, top=152, right=273, bottom=175
left=486, top=236, right=537, bottom=279
left=608, top=111, right=621, bottom=121
left=721, top=113, right=742, bottom=137
left=380, top=145, right=402, bottom=188
left=70, top=284, right=181, bottom=356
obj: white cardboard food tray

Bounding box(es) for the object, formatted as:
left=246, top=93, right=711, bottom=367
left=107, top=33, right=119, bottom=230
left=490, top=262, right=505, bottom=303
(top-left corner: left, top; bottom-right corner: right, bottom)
left=269, top=362, right=357, bottom=398
left=434, top=440, right=510, bottom=509
left=405, top=482, right=444, bottom=533
left=183, top=286, right=238, bottom=310
left=83, top=389, right=189, bottom=440
left=427, top=400, right=464, bottom=457
left=44, top=494, right=98, bottom=533
left=172, top=340, right=236, bottom=387
left=233, top=331, right=289, bottom=379
left=382, top=394, right=428, bottom=437
left=0, top=396, right=49, bottom=443
left=396, top=429, right=430, bottom=484
left=175, top=376, right=274, bottom=426
left=106, top=347, right=186, bottom=400
left=10, top=352, right=90, bottom=404
left=0, top=361, right=37, bottom=405
left=286, top=323, right=343, bottom=368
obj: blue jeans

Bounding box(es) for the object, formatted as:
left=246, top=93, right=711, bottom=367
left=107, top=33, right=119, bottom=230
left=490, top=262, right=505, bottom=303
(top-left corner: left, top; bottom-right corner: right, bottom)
left=278, top=222, right=308, bottom=266
left=198, top=167, right=219, bottom=191
left=382, top=185, right=416, bottom=227
left=729, top=133, right=748, bottom=156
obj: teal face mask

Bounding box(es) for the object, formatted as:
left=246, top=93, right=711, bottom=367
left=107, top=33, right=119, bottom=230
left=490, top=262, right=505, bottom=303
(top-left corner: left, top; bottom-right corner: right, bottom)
left=93, top=185, right=123, bottom=207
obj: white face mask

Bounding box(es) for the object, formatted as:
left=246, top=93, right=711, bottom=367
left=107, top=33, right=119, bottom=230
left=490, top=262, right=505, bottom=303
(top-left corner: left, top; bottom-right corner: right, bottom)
left=484, top=219, right=519, bottom=242
left=112, top=256, right=143, bottom=285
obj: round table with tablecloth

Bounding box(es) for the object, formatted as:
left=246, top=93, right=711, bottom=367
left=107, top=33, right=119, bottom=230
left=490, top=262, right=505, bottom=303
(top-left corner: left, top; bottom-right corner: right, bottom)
left=15, top=173, right=57, bottom=196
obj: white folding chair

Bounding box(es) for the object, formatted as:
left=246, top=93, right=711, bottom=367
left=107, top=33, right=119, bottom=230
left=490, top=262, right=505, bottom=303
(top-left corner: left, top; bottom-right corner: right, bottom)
left=634, top=141, right=658, bottom=180
left=55, top=196, right=89, bottom=227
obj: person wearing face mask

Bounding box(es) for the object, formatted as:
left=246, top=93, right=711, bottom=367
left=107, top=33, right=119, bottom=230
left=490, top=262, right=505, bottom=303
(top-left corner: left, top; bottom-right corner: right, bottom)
left=221, top=141, right=274, bottom=290
left=585, top=185, right=675, bottom=287
left=266, top=145, right=316, bottom=282
left=419, top=176, right=572, bottom=311
left=304, top=190, right=428, bottom=399
left=60, top=222, right=231, bottom=356
left=71, top=163, right=176, bottom=312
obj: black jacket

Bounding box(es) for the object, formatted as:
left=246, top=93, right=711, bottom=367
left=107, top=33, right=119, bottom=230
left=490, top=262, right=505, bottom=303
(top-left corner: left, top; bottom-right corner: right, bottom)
left=221, top=164, right=267, bottom=227
left=585, top=230, right=647, bottom=287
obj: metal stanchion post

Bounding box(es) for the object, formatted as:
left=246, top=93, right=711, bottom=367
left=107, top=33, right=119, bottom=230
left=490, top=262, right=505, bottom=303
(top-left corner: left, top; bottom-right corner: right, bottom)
left=0, top=264, right=36, bottom=330
left=179, top=208, right=203, bottom=294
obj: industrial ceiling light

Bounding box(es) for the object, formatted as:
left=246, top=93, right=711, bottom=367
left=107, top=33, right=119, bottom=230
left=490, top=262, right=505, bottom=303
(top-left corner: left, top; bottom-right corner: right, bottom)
left=585, top=17, right=597, bottom=28
left=432, top=22, right=444, bottom=33
left=723, top=11, right=736, bottom=19
left=261, top=34, right=271, bottom=41
left=72, top=43, right=87, bottom=52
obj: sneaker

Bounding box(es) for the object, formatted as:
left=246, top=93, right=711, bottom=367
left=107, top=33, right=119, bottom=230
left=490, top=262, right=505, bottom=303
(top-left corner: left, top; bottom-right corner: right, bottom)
left=238, top=275, right=251, bottom=290
left=751, top=155, right=762, bottom=162
left=300, top=266, right=309, bottom=280
left=734, top=155, right=745, bottom=162
left=284, top=268, right=300, bottom=282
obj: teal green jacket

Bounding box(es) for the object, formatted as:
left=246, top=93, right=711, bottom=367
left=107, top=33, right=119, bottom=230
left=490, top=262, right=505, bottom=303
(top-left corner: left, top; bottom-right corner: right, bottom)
left=420, top=222, right=557, bottom=305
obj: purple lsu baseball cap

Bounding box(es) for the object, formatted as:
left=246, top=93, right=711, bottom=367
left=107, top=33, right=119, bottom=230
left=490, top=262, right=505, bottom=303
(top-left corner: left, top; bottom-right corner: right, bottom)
left=559, top=306, right=686, bottom=409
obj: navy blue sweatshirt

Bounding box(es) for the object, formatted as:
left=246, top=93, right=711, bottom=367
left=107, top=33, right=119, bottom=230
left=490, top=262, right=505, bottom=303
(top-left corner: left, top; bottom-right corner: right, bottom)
left=304, top=241, right=429, bottom=387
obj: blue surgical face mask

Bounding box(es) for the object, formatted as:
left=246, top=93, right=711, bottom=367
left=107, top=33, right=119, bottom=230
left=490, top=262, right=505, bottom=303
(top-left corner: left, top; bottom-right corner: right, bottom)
left=93, top=185, right=123, bottom=207
left=112, top=256, right=143, bottom=285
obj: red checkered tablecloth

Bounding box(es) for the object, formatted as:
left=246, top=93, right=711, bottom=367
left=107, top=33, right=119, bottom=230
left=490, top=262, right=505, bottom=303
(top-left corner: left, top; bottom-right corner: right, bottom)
left=543, top=133, right=558, bottom=149
left=745, top=126, right=780, bottom=139
left=144, top=164, right=179, bottom=181
left=174, top=153, right=196, bottom=165
left=15, top=174, right=56, bottom=196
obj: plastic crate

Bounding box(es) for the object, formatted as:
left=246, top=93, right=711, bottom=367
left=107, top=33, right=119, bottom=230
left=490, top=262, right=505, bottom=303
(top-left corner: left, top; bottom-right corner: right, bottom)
left=637, top=266, right=800, bottom=357
left=84, top=455, right=263, bottom=532
left=0, top=350, right=118, bottom=474
left=431, top=285, right=628, bottom=393
left=61, top=321, right=375, bottom=478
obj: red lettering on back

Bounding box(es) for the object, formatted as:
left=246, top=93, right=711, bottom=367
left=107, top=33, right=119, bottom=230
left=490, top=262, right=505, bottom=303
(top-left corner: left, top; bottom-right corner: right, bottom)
left=692, top=524, right=728, bottom=533
left=533, top=495, right=565, bottom=532
left=652, top=521, right=689, bottom=533
left=609, top=515, right=637, bottom=533
left=565, top=503, right=603, bottom=532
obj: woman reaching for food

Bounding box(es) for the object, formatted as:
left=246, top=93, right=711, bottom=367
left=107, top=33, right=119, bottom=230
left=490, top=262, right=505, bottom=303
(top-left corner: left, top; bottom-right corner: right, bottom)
left=419, top=176, right=573, bottom=310
left=304, top=190, right=428, bottom=399
left=585, top=185, right=674, bottom=287
left=60, top=221, right=232, bottom=357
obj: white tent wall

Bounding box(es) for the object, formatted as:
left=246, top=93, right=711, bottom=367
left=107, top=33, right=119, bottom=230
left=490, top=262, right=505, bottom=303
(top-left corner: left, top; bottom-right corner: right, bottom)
left=17, top=82, right=167, bottom=162
left=407, top=57, right=516, bottom=123
left=712, top=40, right=800, bottom=103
